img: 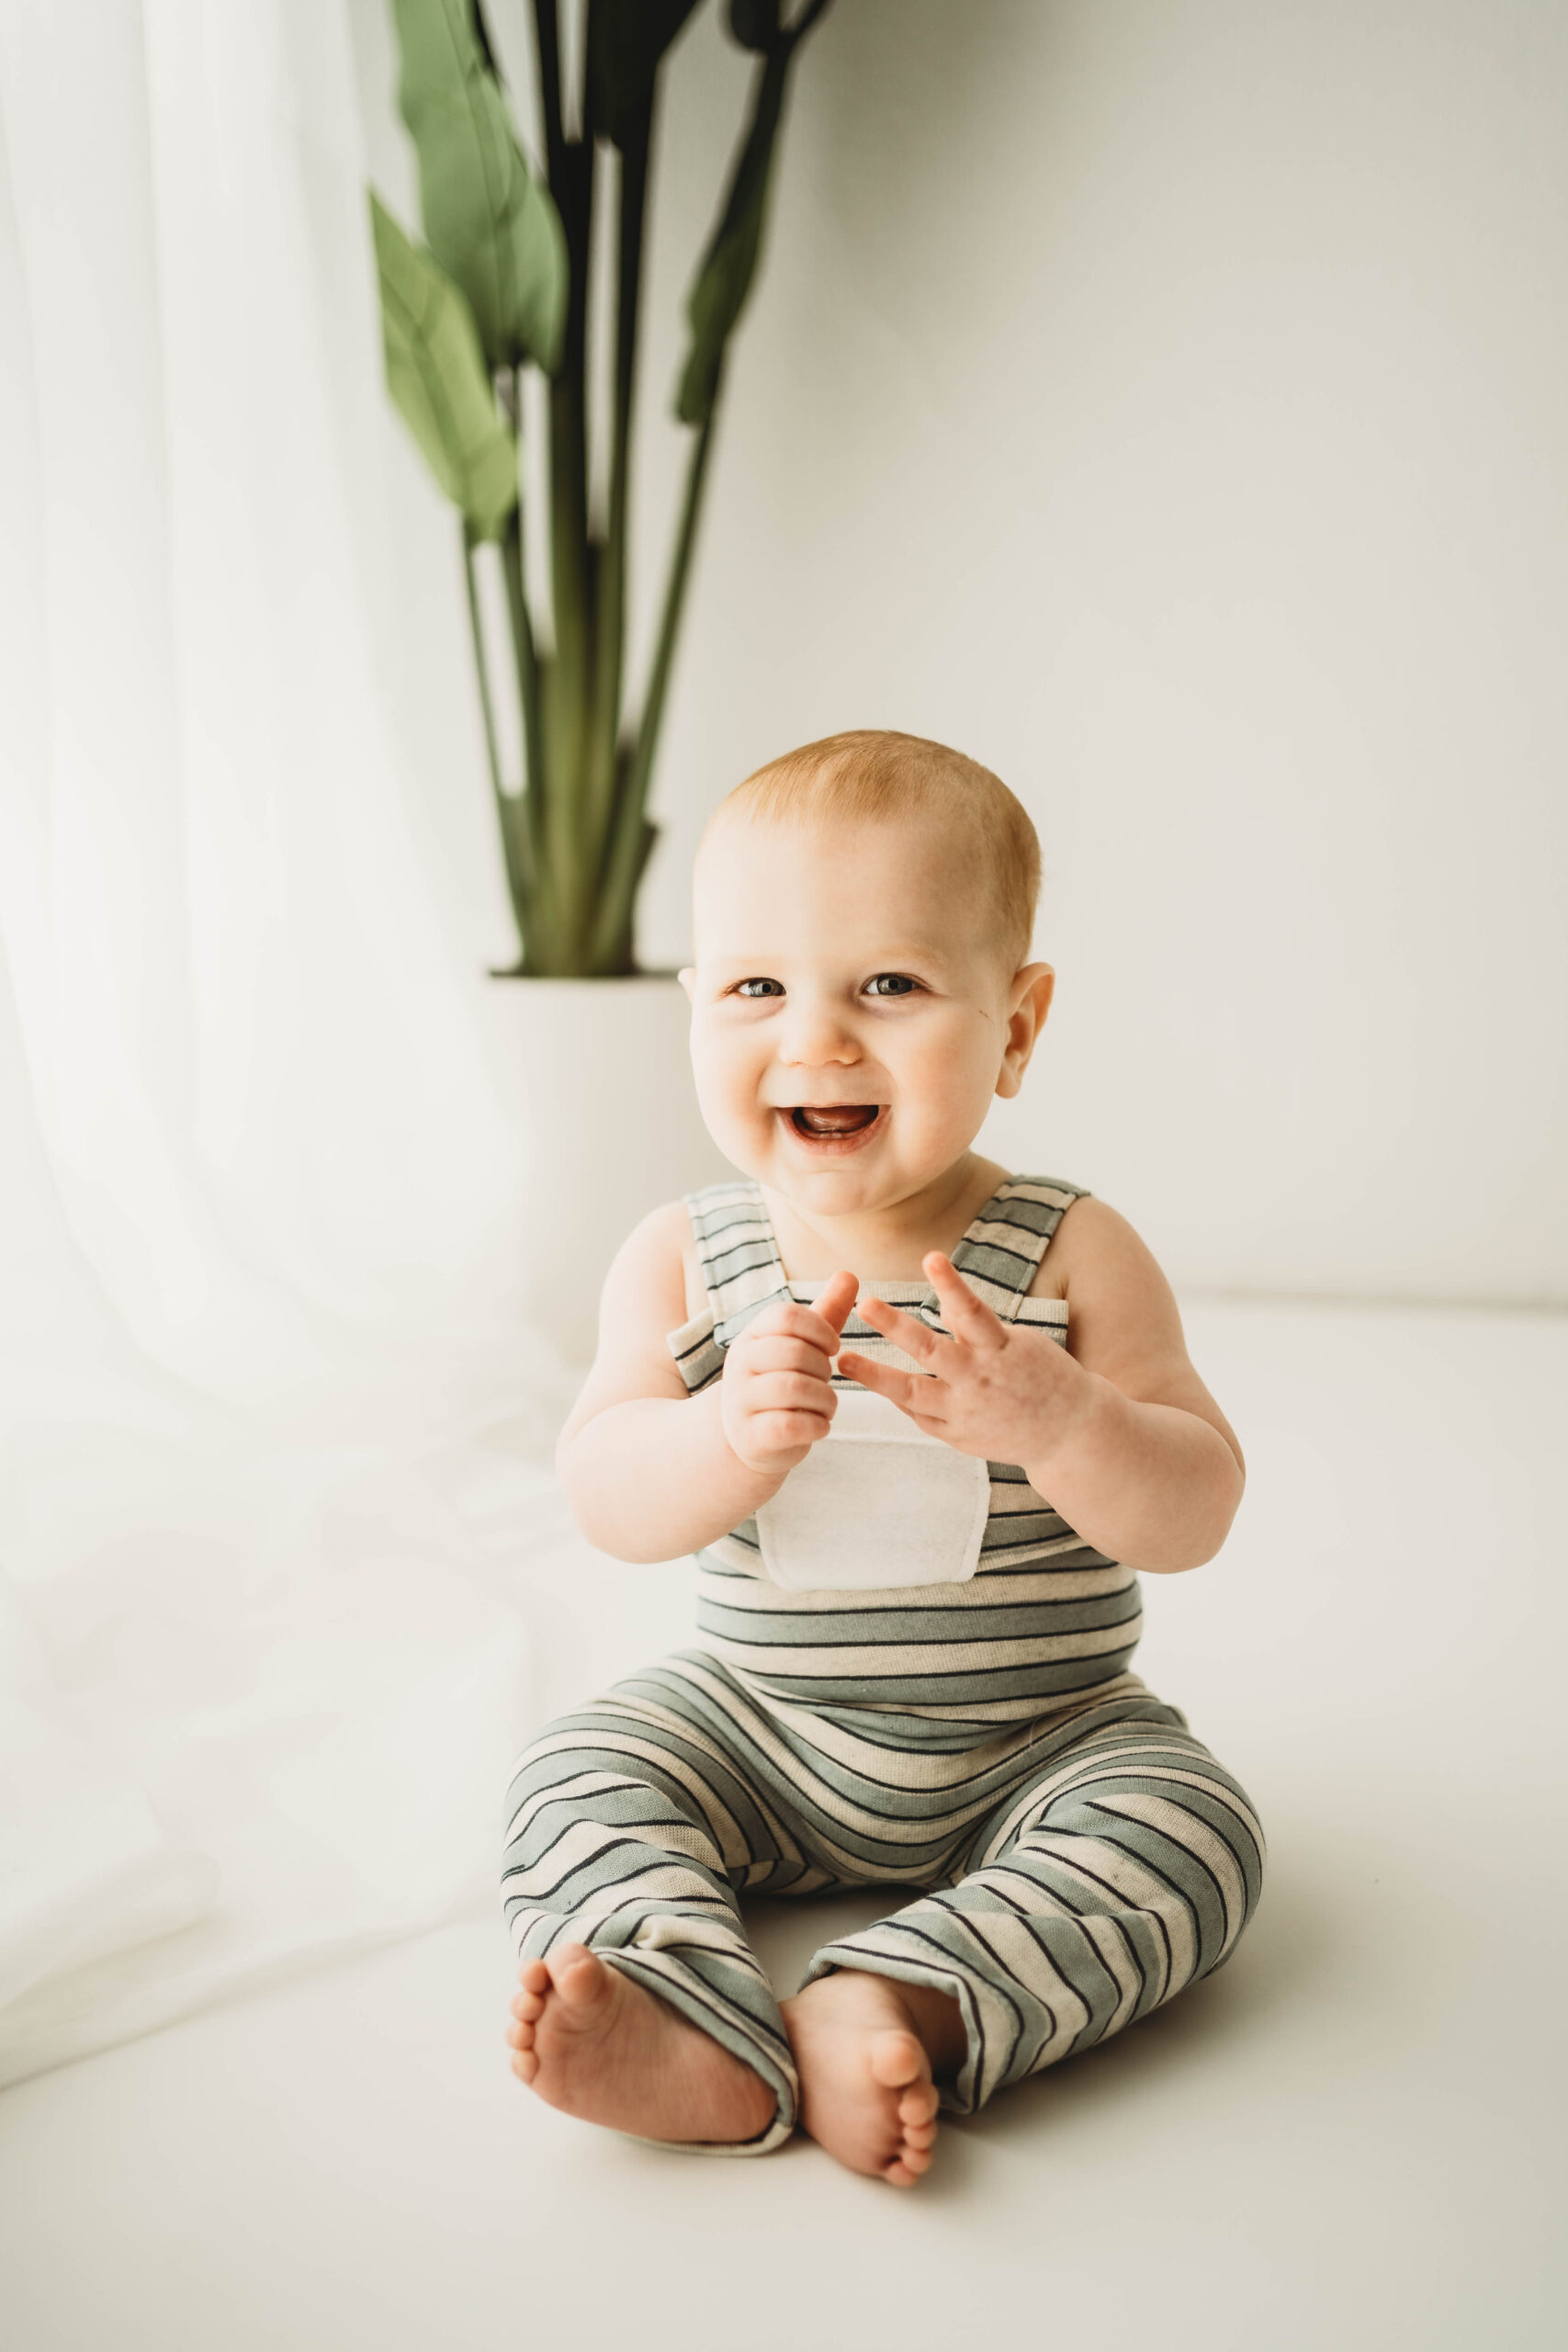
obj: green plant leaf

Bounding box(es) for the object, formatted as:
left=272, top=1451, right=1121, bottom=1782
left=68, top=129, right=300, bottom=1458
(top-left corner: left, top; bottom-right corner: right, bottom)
left=588, top=0, right=702, bottom=147
left=370, top=192, right=518, bottom=541
left=389, top=0, right=566, bottom=371
left=675, top=4, right=834, bottom=424
left=674, top=45, right=791, bottom=428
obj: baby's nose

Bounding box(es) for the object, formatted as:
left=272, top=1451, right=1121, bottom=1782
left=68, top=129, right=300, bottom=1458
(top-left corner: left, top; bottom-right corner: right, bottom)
left=778, top=997, right=860, bottom=1066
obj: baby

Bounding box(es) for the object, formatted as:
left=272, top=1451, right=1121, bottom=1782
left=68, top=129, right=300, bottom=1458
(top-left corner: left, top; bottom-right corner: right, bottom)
left=502, top=729, right=1263, bottom=2186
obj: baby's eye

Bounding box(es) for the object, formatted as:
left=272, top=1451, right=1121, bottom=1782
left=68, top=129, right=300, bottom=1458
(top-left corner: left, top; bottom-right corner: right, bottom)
left=734, top=977, right=784, bottom=1000
left=863, top=972, right=921, bottom=999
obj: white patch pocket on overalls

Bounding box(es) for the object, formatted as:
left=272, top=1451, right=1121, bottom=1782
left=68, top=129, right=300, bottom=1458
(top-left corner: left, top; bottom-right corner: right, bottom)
left=753, top=1386, right=991, bottom=1592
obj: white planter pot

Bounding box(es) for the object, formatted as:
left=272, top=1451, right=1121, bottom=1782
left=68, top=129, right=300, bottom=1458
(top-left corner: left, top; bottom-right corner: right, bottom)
left=481, top=975, right=730, bottom=1366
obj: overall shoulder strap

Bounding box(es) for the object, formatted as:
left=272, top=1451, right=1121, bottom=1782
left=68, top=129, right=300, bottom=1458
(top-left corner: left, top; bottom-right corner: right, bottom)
left=949, top=1176, right=1091, bottom=1320
left=684, top=1179, right=790, bottom=1345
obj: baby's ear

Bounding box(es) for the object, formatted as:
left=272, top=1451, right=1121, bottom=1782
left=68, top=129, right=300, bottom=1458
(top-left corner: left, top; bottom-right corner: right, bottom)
left=1011, top=960, right=1055, bottom=1020
left=997, top=963, right=1055, bottom=1098
left=678, top=967, right=696, bottom=1002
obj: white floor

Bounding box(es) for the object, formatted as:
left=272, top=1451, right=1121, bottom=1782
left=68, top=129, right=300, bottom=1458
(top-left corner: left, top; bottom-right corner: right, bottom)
left=2, top=1300, right=1564, bottom=2352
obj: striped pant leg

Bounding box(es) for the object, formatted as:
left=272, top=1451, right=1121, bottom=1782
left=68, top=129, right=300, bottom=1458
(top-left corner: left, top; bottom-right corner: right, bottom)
left=501, top=1657, right=821, bottom=2154
left=803, top=1706, right=1265, bottom=2114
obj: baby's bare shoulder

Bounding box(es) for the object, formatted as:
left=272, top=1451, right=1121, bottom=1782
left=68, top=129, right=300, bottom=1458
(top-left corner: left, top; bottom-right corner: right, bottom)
left=1024, top=1194, right=1151, bottom=1301
left=1029, top=1195, right=1157, bottom=1283
left=1026, top=1193, right=1186, bottom=1379
left=604, top=1199, right=703, bottom=1330
left=559, top=1204, right=701, bottom=1445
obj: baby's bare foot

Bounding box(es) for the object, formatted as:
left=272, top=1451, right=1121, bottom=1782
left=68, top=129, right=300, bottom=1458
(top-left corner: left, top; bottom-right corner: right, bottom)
left=781, top=1970, right=953, bottom=2187
left=505, top=1944, right=777, bottom=2146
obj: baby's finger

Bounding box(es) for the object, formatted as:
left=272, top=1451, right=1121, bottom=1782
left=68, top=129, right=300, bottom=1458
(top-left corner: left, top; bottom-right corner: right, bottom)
left=740, top=1335, right=837, bottom=1382
left=751, top=1408, right=832, bottom=1454
left=922, top=1252, right=1006, bottom=1351
left=750, top=1371, right=839, bottom=1418
left=748, top=1298, right=849, bottom=1357
left=816, top=1269, right=860, bottom=1338
left=745, top=1299, right=818, bottom=1342
left=838, top=1353, right=948, bottom=1421
left=852, top=1295, right=946, bottom=1366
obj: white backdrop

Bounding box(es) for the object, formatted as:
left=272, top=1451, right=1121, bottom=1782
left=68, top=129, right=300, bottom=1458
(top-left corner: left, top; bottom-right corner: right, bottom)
left=356, top=0, right=1568, bottom=1306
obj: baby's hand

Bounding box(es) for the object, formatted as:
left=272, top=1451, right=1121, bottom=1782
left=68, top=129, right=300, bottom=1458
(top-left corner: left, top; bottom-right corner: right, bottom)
left=840, top=1253, right=1092, bottom=1473
left=720, top=1270, right=859, bottom=1479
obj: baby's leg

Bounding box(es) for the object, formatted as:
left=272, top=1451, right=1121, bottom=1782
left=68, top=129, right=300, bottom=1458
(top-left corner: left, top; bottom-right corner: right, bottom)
left=793, top=1704, right=1264, bottom=2129
left=502, top=1657, right=819, bottom=2154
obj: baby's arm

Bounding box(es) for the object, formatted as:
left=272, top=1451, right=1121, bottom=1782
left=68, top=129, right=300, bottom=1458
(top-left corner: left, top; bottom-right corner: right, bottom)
left=556, top=1205, right=857, bottom=1563
left=842, top=1201, right=1244, bottom=1575
left=1018, top=1198, right=1245, bottom=1572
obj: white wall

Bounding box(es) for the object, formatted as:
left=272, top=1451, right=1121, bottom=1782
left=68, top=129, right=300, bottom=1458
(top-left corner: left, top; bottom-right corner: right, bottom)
left=356, top=1, right=1568, bottom=1306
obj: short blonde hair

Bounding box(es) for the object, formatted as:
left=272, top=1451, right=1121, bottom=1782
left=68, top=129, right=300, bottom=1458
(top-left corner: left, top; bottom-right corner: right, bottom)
left=713, top=729, right=1041, bottom=971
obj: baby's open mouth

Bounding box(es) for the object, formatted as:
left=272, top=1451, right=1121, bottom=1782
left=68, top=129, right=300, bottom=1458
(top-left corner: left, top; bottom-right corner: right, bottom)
left=787, top=1104, right=883, bottom=1139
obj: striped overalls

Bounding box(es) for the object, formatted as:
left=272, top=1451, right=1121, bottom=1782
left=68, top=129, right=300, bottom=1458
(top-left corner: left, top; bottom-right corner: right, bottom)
left=502, top=1177, right=1264, bottom=2153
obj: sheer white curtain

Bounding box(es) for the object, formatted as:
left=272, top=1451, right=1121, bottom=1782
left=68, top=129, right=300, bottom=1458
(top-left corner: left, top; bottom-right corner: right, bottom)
left=0, top=0, right=568, bottom=2083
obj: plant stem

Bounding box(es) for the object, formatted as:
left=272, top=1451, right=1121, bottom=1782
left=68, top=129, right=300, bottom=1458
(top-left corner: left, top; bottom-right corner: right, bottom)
left=463, top=528, right=529, bottom=971
left=531, top=0, right=593, bottom=958
left=493, top=365, right=555, bottom=967
left=531, top=0, right=565, bottom=189
left=586, top=111, right=650, bottom=880
left=461, top=529, right=505, bottom=806
left=632, top=400, right=717, bottom=817
left=502, top=525, right=543, bottom=809
left=588, top=398, right=718, bottom=971
left=499, top=370, right=547, bottom=810
left=547, top=163, right=594, bottom=944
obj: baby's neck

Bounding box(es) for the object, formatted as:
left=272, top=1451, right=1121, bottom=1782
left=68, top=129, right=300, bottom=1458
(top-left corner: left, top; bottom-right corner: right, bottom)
left=761, top=1153, right=1009, bottom=1281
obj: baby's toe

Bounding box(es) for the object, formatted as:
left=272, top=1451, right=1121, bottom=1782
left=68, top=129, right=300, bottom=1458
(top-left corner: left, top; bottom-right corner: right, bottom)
left=549, top=1947, right=624, bottom=2024
left=511, top=1985, right=545, bottom=2022
left=868, top=2030, right=926, bottom=2092
left=903, top=2118, right=938, bottom=2150
left=505, top=2016, right=536, bottom=2052
left=517, top=1959, right=549, bottom=1996
left=511, top=2048, right=539, bottom=2084
left=897, top=2080, right=940, bottom=2127
left=897, top=2143, right=933, bottom=2177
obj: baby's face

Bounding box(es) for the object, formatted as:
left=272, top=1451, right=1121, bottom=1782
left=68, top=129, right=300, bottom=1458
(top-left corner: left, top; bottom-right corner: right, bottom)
left=683, top=812, right=1046, bottom=1216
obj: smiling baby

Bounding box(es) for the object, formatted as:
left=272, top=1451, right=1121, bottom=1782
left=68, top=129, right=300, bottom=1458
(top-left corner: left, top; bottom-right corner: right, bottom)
left=502, top=729, right=1263, bottom=2186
